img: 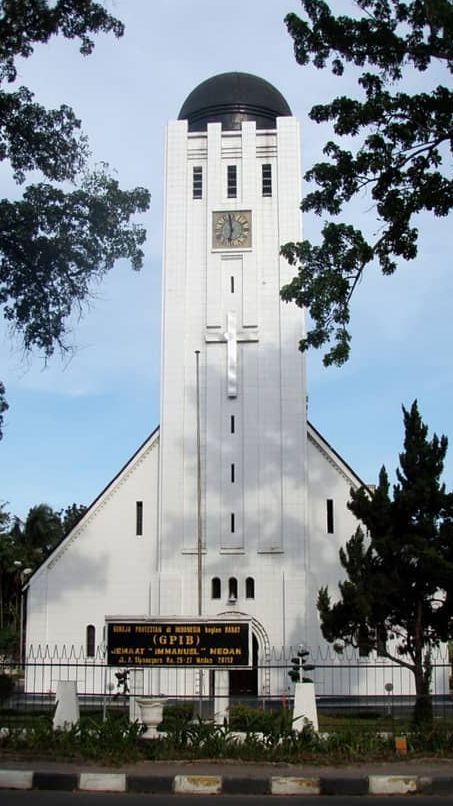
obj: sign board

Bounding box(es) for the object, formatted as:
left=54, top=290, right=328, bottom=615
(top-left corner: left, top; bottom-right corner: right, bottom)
left=106, top=619, right=251, bottom=668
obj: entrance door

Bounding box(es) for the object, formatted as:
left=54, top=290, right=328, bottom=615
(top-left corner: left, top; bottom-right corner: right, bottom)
left=229, top=634, right=258, bottom=699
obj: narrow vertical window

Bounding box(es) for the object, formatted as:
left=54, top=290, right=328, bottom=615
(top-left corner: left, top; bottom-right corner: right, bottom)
left=245, top=577, right=255, bottom=599
left=193, top=165, right=202, bottom=198
left=230, top=415, right=235, bottom=434
left=211, top=577, right=221, bottom=599
left=228, top=577, right=238, bottom=600
left=230, top=275, right=235, bottom=293
left=262, top=163, right=272, bottom=196
left=326, top=499, right=334, bottom=534
left=230, top=512, right=235, bottom=533
left=227, top=164, right=237, bottom=198
left=86, top=624, right=95, bottom=658
left=231, top=463, right=235, bottom=483
left=136, top=501, right=143, bottom=536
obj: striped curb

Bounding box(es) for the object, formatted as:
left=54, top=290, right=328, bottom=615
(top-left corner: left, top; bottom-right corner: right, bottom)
left=173, top=774, right=222, bottom=794
left=0, top=770, right=33, bottom=790
left=79, top=772, right=126, bottom=792
left=0, top=769, right=453, bottom=795
left=369, top=775, right=417, bottom=795
left=272, top=775, right=320, bottom=795
left=320, top=776, right=368, bottom=796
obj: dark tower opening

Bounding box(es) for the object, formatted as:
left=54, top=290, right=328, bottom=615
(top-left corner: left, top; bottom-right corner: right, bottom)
left=229, top=633, right=258, bottom=700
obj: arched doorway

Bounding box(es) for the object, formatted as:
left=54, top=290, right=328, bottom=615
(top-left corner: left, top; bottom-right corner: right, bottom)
left=229, top=633, right=258, bottom=700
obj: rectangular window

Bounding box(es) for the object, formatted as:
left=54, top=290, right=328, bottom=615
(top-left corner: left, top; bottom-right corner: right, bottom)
left=230, top=513, right=235, bottom=533
left=230, top=275, right=235, bottom=293
left=262, top=163, right=272, bottom=196
left=193, top=166, right=202, bottom=198
left=231, top=463, right=235, bottom=483
left=230, top=415, right=235, bottom=434
left=227, top=164, right=237, bottom=198
left=326, top=499, right=334, bottom=534
left=136, top=501, right=143, bottom=536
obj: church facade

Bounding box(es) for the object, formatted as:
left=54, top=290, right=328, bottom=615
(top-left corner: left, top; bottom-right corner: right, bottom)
left=25, top=74, right=368, bottom=700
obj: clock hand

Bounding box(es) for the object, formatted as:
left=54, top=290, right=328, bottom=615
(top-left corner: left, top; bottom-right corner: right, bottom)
left=228, top=213, right=233, bottom=241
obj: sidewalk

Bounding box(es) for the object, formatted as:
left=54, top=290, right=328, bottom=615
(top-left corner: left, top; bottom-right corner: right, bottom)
left=1, top=757, right=453, bottom=795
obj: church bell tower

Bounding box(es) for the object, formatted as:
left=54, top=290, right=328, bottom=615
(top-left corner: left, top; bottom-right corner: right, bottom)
left=157, top=73, right=308, bottom=654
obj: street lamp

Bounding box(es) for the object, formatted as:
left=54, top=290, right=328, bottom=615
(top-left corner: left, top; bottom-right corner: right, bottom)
left=13, top=562, right=32, bottom=666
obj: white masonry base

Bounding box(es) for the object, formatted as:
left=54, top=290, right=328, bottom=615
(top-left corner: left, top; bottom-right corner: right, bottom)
left=293, top=681, right=319, bottom=732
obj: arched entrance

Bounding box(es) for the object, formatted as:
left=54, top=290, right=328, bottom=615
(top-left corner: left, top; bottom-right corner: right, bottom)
left=229, top=633, right=258, bottom=699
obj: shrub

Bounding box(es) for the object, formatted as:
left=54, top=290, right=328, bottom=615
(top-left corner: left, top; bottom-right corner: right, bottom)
left=159, top=703, right=193, bottom=731
left=229, top=703, right=281, bottom=733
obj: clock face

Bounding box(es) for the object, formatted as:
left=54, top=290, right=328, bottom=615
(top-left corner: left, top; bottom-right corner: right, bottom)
left=212, top=211, right=251, bottom=249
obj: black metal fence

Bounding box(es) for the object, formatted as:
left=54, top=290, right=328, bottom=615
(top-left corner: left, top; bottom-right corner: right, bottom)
left=0, top=644, right=451, bottom=721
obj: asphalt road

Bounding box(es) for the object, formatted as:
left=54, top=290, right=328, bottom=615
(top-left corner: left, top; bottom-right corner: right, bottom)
left=0, top=795, right=453, bottom=805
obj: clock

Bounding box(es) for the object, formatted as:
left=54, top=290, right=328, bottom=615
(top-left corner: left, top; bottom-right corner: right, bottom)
left=212, top=210, right=251, bottom=249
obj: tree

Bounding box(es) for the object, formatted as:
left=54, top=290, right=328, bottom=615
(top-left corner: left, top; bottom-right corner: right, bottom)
left=318, top=401, right=453, bottom=725
left=0, top=0, right=150, bottom=434
left=280, top=1, right=453, bottom=365
left=0, top=382, right=7, bottom=440
left=60, top=502, right=86, bottom=534
left=0, top=499, right=86, bottom=656
left=20, top=503, right=63, bottom=561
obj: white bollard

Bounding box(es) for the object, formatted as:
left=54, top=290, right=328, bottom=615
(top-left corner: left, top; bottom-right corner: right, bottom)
left=213, top=670, right=229, bottom=725
left=128, top=669, right=144, bottom=724
left=292, top=682, right=318, bottom=732
left=53, top=680, right=79, bottom=730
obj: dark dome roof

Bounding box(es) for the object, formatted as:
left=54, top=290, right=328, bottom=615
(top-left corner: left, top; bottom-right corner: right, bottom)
left=178, top=72, right=291, bottom=132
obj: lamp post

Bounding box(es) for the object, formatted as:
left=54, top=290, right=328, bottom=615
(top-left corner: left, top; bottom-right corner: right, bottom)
left=13, top=562, right=32, bottom=666
left=195, top=350, right=203, bottom=716
left=385, top=681, right=394, bottom=718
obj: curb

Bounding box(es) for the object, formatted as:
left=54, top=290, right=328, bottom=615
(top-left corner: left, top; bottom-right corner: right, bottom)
left=1, top=770, right=453, bottom=795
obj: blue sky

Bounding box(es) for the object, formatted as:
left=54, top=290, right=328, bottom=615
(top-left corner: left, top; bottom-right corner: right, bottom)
left=1, top=0, right=452, bottom=519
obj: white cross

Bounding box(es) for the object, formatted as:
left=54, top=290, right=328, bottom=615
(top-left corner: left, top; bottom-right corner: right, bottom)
left=205, top=312, right=258, bottom=397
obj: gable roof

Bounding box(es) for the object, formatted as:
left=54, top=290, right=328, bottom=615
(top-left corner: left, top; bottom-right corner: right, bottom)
left=27, top=421, right=367, bottom=587
left=26, top=426, right=160, bottom=586
left=307, top=420, right=367, bottom=489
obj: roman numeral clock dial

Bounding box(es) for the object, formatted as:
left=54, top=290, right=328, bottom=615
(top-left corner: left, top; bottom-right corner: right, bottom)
left=212, top=211, right=251, bottom=249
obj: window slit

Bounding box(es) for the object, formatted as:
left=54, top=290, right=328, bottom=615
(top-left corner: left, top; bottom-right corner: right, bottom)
left=262, top=163, right=272, bottom=196
left=326, top=499, right=334, bottom=534
left=227, top=165, right=237, bottom=198
left=193, top=165, right=202, bottom=198
left=136, top=501, right=143, bottom=536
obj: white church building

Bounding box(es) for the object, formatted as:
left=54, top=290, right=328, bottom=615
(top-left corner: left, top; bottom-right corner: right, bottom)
left=25, top=73, right=381, bottom=703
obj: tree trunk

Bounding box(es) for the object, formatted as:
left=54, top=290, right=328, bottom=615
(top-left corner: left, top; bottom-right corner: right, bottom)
left=413, top=651, right=433, bottom=727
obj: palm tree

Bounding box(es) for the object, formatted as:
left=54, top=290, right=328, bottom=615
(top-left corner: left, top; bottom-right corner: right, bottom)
left=21, top=504, right=63, bottom=563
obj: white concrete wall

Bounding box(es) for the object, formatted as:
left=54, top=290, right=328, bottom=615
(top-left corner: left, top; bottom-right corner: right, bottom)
left=305, top=427, right=362, bottom=649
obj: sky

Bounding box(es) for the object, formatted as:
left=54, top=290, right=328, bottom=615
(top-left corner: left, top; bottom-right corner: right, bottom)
left=1, top=0, right=452, bottom=520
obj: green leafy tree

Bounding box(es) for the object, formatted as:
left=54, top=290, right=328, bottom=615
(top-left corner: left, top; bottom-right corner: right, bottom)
left=0, top=382, right=7, bottom=440
left=0, top=0, right=150, bottom=433
left=0, top=506, right=28, bottom=654
left=281, top=1, right=453, bottom=365
left=60, top=502, right=86, bottom=534
left=318, top=401, right=453, bottom=726
left=21, top=503, right=63, bottom=561
left=0, top=499, right=87, bottom=656
left=0, top=504, right=13, bottom=631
